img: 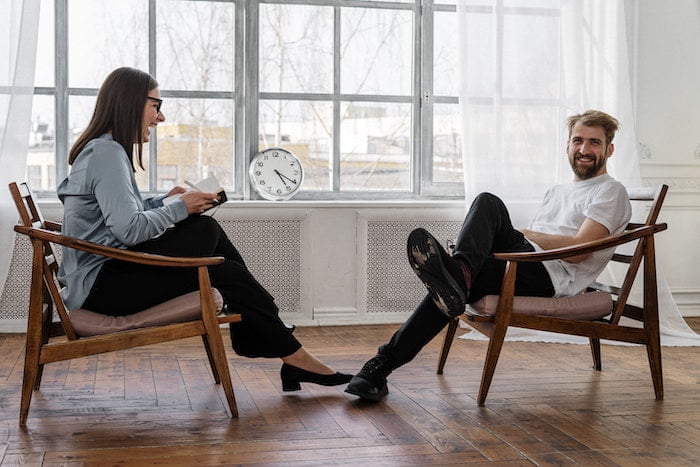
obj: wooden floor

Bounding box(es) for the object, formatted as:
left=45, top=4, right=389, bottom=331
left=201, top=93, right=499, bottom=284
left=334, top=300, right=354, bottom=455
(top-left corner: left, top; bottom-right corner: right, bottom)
left=1, top=319, right=700, bottom=466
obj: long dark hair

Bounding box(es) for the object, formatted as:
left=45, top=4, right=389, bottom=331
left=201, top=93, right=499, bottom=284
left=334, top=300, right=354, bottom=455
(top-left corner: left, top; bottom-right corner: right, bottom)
left=69, top=67, right=158, bottom=171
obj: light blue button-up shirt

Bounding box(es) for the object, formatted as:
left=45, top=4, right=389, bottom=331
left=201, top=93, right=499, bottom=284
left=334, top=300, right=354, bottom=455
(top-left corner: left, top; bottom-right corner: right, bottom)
left=57, top=133, right=189, bottom=310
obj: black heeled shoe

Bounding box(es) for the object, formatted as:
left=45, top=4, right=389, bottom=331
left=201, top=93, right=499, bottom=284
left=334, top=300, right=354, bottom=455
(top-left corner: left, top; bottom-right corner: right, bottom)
left=280, top=363, right=353, bottom=392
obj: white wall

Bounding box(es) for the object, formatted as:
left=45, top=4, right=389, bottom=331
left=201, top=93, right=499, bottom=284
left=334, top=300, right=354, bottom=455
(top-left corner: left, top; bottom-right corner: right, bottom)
left=636, top=0, right=700, bottom=315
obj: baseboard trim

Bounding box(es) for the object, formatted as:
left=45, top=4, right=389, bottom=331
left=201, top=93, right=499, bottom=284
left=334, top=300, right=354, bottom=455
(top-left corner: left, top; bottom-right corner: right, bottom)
left=672, top=288, right=700, bottom=317
left=0, top=319, right=28, bottom=333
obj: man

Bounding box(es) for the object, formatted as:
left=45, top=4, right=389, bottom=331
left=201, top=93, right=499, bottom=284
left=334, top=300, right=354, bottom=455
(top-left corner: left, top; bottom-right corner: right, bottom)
left=345, top=110, right=632, bottom=401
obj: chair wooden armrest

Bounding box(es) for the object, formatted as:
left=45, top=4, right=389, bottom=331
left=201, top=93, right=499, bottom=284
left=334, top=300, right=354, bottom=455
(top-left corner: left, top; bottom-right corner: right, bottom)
left=492, top=223, right=667, bottom=263
left=14, top=225, right=225, bottom=268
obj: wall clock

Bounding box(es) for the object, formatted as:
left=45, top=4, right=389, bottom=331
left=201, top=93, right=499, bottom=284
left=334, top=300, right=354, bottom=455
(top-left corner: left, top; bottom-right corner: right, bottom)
left=249, top=147, right=304, bottom=201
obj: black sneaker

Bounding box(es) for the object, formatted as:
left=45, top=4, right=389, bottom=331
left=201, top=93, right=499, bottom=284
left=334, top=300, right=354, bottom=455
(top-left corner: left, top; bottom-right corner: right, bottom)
left=407, top=228, right=469, bottom=318
left=345, top=355, right=393, bottom=401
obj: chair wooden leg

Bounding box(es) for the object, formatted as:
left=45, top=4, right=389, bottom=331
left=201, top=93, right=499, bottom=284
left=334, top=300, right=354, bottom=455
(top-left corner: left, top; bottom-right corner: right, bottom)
left=477, top=319, right=508, bottom=406
left=643, top=239, right=663, bottom=399
left=204, top=327, right=238, bottom=417
left=198, top=269, right=238, bottom=417
left=201, top=334, right=221, bottom=384
left=589, top=337, right=601, bottom=371
left=437, top=318, right=459, bottom=374
left=643, top=310, right=664, bottom=399
left=20, top=338, right=41, bottom=426
left=21, top=242, right=49, bottom=425
left=34, top=304, right=54, bottom=390
left=645, top=333, right=664, bottom=399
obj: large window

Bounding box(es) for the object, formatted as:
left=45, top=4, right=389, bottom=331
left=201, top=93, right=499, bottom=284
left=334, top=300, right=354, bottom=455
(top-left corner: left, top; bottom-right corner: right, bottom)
left=25, top=0, right=562, bottom=200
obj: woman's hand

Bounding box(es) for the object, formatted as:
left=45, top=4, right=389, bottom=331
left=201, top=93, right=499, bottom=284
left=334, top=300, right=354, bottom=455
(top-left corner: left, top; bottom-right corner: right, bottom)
left=180, top=190, right=220, bottom=215
left=165, top=186, right=187, bottom=197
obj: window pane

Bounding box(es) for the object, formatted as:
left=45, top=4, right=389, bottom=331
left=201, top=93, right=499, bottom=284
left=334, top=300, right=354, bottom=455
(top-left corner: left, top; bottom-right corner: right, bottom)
left=260, top=4, right=333, bottom=94
left=434, top=11, right=458, bottom=97
left=34, top=0, right=54, bottom=87
left=157, top=0, right=235, bottom=92
left=341, top=8, right=413, bottom=95
left=27, top=96, right=56, bottom=190
left=69, top=95, right=97, bottom=147
left=158, top=98, right=234, bottom=191
left=433, top=103, right=462, bottom=183
left=259, top=100, right=333, bottom=192
left=68, top=0, right=148, bottom=88
left=340, top=102, right=410, bottom=191
left=502, top=14, right=559, bottom=99
left=158, top=165, right=179, bottom=191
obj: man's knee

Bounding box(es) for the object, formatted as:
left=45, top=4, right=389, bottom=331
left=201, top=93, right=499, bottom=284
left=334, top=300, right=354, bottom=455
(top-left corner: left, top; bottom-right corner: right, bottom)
left=474, top=192, right=500, bottom=203
left=470, top=192, right=505, bottom=212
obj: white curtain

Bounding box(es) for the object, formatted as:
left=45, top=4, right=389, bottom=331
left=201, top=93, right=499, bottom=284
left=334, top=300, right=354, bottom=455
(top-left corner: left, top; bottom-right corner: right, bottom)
left=456, top=0, right=700, bottom=345
left=0, top=0, right=41, bottom=300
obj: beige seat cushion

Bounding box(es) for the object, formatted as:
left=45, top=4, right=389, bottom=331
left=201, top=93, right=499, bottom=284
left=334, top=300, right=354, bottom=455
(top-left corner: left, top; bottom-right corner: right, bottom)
left=468, top=290, right=613, bottom=320
left=70, top=289, right=224, bottom=337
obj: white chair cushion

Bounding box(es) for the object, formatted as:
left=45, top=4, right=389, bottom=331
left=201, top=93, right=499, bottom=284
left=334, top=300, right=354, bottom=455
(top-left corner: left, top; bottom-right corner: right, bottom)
left=70, top=289, right=224, bottom=337
left=468, top=290, right=613, bottom=320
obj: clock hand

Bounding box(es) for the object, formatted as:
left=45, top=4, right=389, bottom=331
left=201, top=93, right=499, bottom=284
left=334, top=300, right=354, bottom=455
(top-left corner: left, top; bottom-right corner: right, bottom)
left=274, top=169, right=297, bottom=185
left=274, top=169, right=288, bottom=186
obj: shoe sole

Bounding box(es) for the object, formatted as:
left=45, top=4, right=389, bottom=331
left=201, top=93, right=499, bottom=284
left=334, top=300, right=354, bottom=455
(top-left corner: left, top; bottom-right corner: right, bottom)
left=344, top=377, right=388, bottom=402
left=407, top=228, right=466, bottom=318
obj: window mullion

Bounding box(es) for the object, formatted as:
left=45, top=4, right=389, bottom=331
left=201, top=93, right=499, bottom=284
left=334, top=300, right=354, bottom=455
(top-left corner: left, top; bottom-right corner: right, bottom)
left=148, top=0, right=157, bottom=192
left=245, top=0, right=260, bottom=199
left=235, top=0, right=246, bottom=198
left=416, top=0, right=428, bottom=195
left=332, top=5, right=341, bottom=192
left=55, top=0, right=68, bottom=183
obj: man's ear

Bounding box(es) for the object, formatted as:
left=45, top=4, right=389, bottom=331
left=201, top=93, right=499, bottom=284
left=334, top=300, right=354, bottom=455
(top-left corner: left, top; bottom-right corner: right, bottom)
left=606, top=142, right=615, bottom=158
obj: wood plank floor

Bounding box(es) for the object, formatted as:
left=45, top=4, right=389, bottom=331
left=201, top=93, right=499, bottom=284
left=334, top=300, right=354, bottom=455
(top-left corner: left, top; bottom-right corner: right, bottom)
left=1, top=319, right=699, bottom=466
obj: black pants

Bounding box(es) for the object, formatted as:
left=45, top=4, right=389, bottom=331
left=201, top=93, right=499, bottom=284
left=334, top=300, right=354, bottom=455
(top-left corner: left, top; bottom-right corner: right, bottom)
left=378, top=192, right=555, bottom=368
left=82, top=215, right=301, bottom=358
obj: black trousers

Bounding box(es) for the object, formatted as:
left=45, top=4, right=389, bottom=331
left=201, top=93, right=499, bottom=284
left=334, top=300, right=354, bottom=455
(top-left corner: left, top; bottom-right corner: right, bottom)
left=378, top=192, right=555, bottom=368
left=82, top=215, right=301, bottom=358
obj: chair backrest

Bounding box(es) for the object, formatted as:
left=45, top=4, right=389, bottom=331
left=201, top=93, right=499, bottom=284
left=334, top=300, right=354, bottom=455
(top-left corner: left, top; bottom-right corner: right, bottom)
left=589, top=184, right=668, bottom=325
left=9, top=182, right=78, bottom=339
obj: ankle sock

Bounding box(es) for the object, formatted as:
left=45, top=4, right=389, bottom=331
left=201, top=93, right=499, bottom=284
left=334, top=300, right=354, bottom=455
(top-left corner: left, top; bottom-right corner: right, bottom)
left=455, top=257, right=472, bottom=290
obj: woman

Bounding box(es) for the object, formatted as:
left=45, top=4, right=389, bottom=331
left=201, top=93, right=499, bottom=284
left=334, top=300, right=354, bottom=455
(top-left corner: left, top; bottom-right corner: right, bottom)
left=57, top=67, right=351, bottom=391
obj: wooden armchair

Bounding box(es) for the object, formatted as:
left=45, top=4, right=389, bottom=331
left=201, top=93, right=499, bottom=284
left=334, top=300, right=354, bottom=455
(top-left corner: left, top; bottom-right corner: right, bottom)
left=437, top=185, right=669, bottom=405
left=8, top=182, right=242, bottom=425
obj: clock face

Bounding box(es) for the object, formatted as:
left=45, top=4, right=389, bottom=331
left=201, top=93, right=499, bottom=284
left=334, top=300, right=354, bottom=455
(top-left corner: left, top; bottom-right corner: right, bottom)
left=249, top=148, right=304, bottom=201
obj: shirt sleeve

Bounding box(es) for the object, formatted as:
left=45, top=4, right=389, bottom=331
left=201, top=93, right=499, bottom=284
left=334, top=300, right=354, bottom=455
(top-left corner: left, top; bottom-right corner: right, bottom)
left=143, top=194, right=167, bottom=210
left=584, top=182, right=632, bottom=234
left=86, top=142, right=188, bottom=246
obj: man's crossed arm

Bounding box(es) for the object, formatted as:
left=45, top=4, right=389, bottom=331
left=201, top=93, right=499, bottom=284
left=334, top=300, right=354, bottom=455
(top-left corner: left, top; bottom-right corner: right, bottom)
left=520, top=217, right=610, bottom=263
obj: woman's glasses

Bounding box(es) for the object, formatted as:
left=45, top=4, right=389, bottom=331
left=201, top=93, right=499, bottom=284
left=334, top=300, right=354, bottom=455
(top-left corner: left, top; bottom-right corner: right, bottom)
left=146, top=96, right=163, bottom=113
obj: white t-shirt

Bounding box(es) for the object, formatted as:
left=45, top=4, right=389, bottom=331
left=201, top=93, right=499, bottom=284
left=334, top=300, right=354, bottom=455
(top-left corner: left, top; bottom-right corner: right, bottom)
left=527, top=174, right=632, bottom=297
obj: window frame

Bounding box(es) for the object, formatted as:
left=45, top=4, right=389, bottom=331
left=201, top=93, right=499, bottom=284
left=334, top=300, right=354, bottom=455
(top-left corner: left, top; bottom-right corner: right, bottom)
left=32, top=0, right=554, bottom=200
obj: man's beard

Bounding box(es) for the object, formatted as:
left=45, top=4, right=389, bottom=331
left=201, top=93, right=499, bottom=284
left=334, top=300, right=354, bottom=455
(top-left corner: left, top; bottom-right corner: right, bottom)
left=570, top=153, right=605, bottom=180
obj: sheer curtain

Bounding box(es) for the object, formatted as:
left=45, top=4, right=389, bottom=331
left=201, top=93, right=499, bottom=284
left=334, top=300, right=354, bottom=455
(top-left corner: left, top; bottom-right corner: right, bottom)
left=0, top=0, right=41, bottom=300
left=456, top=0, right=699, bottom=345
